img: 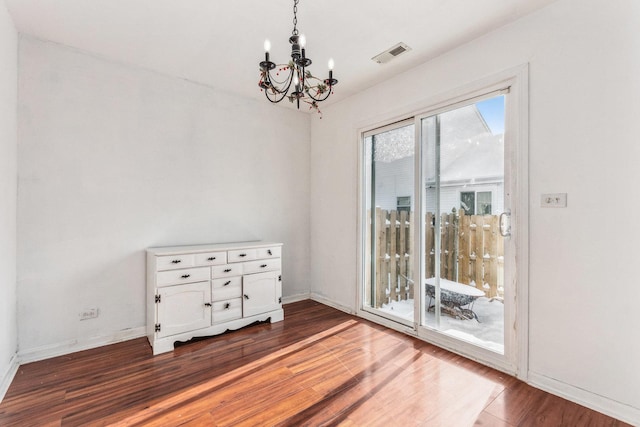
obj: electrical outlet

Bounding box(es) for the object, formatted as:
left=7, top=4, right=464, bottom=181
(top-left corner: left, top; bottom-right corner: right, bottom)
left=79, top=308, right=99, bottom=321
left=541, top=193, right=567, bottom=208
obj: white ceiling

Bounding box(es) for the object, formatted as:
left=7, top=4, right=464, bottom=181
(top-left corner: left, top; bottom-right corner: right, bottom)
left=5, top=0, right=557, bottom=110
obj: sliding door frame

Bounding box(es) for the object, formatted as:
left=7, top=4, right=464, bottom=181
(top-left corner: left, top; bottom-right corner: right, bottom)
left=358, top=118, right=416, bottom=330
left=356, top=64, right=529, bottom=378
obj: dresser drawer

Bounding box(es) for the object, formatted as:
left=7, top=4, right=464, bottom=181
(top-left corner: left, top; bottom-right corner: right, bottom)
left=212, top=276, right=242, bottom=301
left=228, top=249, right=257, bottom=263
left=212, top=298, right=242, bottom=324
left=211, top=263, right=243, bottom=278
left=156, top=254, right=195, bottom=271
left=256, top=246, right=281, bottom=259
left=156, top=267, right=210, bottom=287
left=243, top=258, right=281, bottom=275
left=194, top=251, right=227, bottom=266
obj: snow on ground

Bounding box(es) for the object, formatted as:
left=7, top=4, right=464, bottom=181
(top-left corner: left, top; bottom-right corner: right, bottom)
left=379, top=297, right=504, bottom=353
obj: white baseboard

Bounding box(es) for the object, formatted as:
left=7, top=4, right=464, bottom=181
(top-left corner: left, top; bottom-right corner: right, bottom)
left=281, top=292, right=311, bottom=304
left=0, top=353, right=19, bottom=403
left=528, top=371, right=640, bottom=426
left=18, top=327, right=147, bottom=364
left=310, top=293, right=355, bottom=315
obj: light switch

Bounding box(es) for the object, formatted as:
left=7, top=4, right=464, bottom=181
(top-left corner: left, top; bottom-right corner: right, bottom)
left=541, top=193, right=567, bottom=208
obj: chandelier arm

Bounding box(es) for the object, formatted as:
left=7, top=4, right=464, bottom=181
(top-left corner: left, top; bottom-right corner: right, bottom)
left=264, top=89, right=290, bottom=104
left=305, top=87, right=333, bottom=102
left=304, top=75, right=333, bottom=102
left=263, top=70, right=296, bottom=103
left=264, top=75, right=293, bottom=103
left=264, top=68, right=295, bottom=95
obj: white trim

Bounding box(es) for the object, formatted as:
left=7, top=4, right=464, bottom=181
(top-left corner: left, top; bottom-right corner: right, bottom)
left=513, top=64, right=530, bottom=381
left=355, top=125, right=366, bottom=320
left=18, top=327, right=146, bottom=364
left=360, top=306, right=414, bottom=328
left=0, top=353, right=19, bottom=403
left=281, top=292, right=311, bottom=304
left=362, top=117, right=415, bottom=138
left=310, top=293, right=355, bottom=315
left=528, top=372, right=640, bottom=426
left=417, top=327, right=515, bottom=374
left=357, top=309, right=416, bottom=336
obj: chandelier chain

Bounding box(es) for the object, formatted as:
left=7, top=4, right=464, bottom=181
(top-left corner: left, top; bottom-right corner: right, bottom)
left=292, top=0, right=299, bottom=35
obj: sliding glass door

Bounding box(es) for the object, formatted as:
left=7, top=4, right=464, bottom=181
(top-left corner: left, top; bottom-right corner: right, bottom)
left=360, top=83, right=521, bottom=371
left=420, top=94, right=507, bottom=354
left=362, top=120, right=415, bottom=326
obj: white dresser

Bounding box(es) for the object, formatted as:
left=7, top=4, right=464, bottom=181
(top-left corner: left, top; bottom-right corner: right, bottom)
left=146, top=241, right=284, bottom=355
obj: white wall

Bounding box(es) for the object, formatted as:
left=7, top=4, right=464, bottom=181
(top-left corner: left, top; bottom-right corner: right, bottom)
left=310, top=0, right=640, bottom=423
left=17, top=37, right=311, bottom=359
left=0, top=0, right=17, bottom=400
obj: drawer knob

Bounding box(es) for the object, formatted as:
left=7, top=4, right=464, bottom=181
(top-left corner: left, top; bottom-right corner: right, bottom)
left=204, top=302, right=212, bottom=307
left=181, top=274, right=191, bottom=279
left=223, top=280, right=231, bottom=287
left=224, top=268, right=232, bottom=273
left=207, top=257, right=216, bottom=261
left=267, top=249, right=272, bottom=255
left=244, top=294, right=249, bottom=300
left=172, top=260, right=181, bottom=264
left=260, top=264, right=267, bottom=268
left=224, top=302, right=230, bottom=309
left=239, top=253, right=247, bottom=258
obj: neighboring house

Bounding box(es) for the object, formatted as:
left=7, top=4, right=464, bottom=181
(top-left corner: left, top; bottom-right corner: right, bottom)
left=371, top=104, right=505, bottom=216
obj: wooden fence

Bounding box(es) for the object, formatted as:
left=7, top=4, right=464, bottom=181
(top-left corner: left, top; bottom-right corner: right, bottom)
left=371, top=209, right=414, bottom=307
left=370, top=208, right=504, bottom=308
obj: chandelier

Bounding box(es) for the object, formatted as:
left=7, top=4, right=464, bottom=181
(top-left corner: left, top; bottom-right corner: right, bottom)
left=258, top=0, right=337, bottom=116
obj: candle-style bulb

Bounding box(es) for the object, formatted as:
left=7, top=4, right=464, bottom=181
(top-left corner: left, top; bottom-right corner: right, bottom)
left=299, top=34, right=306, bottom=48
left=328, top=58, right=335, bottom=70
left=264, top=39, right=271, bottom=52
left=293, top=73, right=299, bottom=86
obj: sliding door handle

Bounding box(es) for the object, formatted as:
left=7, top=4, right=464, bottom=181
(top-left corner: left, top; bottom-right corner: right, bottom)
left=499, top=209, right=511, bottom=237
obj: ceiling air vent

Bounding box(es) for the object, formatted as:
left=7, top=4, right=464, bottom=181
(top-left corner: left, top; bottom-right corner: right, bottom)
left=372, top=42, right=412, bottom=64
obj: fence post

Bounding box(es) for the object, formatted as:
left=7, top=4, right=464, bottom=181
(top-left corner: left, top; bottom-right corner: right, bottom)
left=473, top=215, right=484, bottom=292
left=425, top=212, right=434, bottom=280
left=458, top=209, right=469, bottom=285
left=408, top=211, right=414, bottom=299
left=497, top=217, right=505, bottom=299
left=389, top=210, right=398, bottom=302
left=365, top=209, right=371, bottom=306
left=375, top=208, right=387, bottom=307
left=483, top=215, right=499, bottom=298
left=399, top=210, right=409, bottom=301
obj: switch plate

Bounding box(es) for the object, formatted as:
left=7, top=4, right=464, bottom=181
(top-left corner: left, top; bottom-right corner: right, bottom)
left=541, top=193, right=567, bottom=208
left=79, top=308, right=99, bottom=320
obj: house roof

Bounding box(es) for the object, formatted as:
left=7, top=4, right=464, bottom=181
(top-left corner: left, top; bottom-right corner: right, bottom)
left=437, top=105, right=504, bottom=183
left=371, top=104, right=504, bottom=184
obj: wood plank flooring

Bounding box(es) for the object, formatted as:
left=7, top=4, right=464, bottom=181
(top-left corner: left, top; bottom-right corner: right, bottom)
left=0, top=300, right=629, bottom=426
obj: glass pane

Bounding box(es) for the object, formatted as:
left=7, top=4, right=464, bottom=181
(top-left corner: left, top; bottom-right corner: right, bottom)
left=363, top=123, right=415, bottom=323
left=477, top=191, right=492, bottom=215
left=460, top=191, right=475, bottom=215
left=422, top=95, right=506, bottom=354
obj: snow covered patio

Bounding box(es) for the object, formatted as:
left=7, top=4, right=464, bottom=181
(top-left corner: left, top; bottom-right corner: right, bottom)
left=380, top=296, right=505, bottom=353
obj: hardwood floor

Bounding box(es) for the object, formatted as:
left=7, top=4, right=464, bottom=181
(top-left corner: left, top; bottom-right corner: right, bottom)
left=0, top=300, right=629, bottom=426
